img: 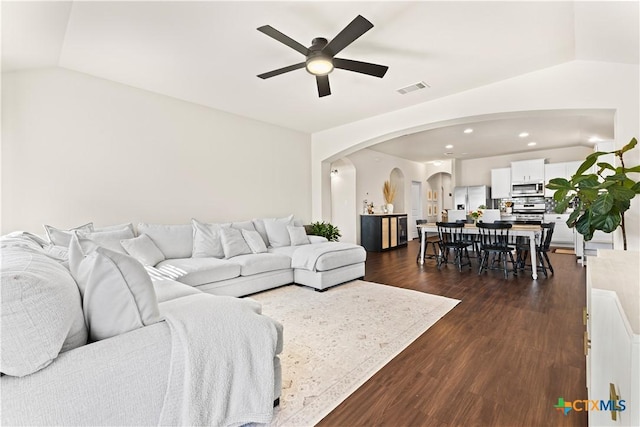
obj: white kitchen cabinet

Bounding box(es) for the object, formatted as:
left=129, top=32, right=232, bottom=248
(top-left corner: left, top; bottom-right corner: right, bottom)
left=544, top=161, right=584, bottom=197
left=544, top=163, right=567, bottom=197
left=490, top=168, right=511, bottom=199
left=543, top=213, right=573, bottom=247
left=586, top=251, right=640, bottom=427
left=511, top=159, right=545, bottom=183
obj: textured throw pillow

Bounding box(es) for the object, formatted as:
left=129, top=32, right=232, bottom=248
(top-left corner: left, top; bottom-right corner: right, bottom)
left=137, top=223, right=193, bottom=259
left=43, top=222, right=94, bottom=247
left=77, top=227, right=135, bottom=254
left=68, top=235, right=160, bottom=342
left=191, top=219, right=231, bottom=258
left=263, top=215, right=294, bottom=247
left=120, top=234, right=166, bottom=266
left=252, top=219, right=270, bottom=247
left=220, top=227, right=252, bottom=259
left=241, top=229, right=268, bottom=254
left=231, top=220, right=257, bottom=232
left=1, top=244, right=87, bottom=377
left=288, top=225, right=310, bottom=246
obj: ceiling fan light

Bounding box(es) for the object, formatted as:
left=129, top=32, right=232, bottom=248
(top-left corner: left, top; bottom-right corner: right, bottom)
left=306, top=57, right=334, bottom=76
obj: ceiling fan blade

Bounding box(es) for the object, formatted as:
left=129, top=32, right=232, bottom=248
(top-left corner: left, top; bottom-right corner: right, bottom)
left=257, top=62, right=306, bottom=79
left=257, top=25, right=309, bottom=56
left=333, top=58, right=389, bottom=78
left=316, top=75, right=331, bottom=97
left=323, top=15, right=373, bottom=57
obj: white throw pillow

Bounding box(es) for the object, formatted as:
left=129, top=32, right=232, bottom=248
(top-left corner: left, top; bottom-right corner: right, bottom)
left=43, top=222, right=94, bottom=247
left=68, top=235, right=160, bottom=342
left=241, top=229, right=268, bottom=254
left=231, top=220, right=257, bottom=232
left=136, top=223, right=193, bottom=259
left=252, top=219, right=270, bottom=247
left=220, top=227, right=252, bottom=259
left=288, top=225, right=310, bottom=246
left=77, top=227, right=134, bottom=254
left=1, top=244, right=87, bottom=377
left=120, top=234, right=166, bottom=266
left=263, top=215, right=294, bottom=248
left=191, top=219, right=231, bottom=258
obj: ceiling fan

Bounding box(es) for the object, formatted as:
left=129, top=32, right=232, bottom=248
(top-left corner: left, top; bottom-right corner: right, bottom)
left=257, top=15, right=389, bottom=97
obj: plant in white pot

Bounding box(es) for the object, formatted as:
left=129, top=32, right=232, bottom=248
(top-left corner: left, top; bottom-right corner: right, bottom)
left=546, top=137, right=640, bottom=250
left=382, top=181, right=396, bottom=214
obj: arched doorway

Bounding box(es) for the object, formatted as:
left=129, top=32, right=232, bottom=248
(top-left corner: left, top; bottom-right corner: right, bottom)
left=427, top=172, right=453, bottom=221
left=390, top=168, right=405, bottom=213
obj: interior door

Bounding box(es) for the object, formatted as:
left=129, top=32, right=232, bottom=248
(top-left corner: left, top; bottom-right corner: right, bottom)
left=410, top=181, right=422, bottom=239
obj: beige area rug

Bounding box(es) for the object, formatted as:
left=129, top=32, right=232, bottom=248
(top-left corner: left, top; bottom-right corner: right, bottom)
left=248, top=280, right=460, bottom=426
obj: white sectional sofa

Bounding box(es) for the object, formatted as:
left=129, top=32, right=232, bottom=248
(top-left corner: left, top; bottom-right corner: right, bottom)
left=1, top=232, right=283, bottom=426
left=135, top=216, right=367, bottom=295
left=1, top=215, right=366, bottom=425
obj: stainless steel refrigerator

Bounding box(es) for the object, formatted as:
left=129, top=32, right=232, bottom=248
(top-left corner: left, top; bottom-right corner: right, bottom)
left=453, top=185, right=490, bottom=211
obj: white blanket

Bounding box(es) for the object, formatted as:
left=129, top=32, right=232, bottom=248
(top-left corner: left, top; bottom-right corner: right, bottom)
left=291, top=242, right=361, bottom=271
left=158, top=293, right=281, bottom=427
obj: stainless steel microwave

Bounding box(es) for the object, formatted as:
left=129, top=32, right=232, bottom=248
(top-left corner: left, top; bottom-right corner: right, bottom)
left=511, top=181, right=544, bottom=196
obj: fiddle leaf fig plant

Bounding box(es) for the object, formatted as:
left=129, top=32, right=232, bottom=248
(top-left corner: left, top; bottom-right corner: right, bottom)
left=546, top=137, right=640, bottom=250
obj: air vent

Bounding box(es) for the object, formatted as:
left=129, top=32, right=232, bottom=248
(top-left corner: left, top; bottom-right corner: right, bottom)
left=396, top=81, right=430, bottom=95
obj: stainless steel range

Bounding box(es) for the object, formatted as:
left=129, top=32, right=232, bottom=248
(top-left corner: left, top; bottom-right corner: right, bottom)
left=512, top=197, right=545, bottom=221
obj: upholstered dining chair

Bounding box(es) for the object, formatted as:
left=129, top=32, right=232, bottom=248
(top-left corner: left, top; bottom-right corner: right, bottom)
left=436, top=222, right=472, bottom=271
left=476, top=222, right=518, bottom=279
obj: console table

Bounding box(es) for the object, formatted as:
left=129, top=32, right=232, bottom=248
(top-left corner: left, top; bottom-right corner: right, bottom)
left=360, top=214, right=408, bottom=252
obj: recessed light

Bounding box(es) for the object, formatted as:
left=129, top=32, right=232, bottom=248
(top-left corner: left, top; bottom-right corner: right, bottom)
left=588, top=136, right=602, bottom=143
left=519, top=132, right=529, bottom=138
left=527, top=141, right=537, bottom=146
left=432, top=161, right=442, bottom=166
left=463, top=128, right=473, bottom=134
left=445, top=144, right=454, bottom=149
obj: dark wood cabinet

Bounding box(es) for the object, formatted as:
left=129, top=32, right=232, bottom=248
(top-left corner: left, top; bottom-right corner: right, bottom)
left=360, top=214, right=408, bottom=252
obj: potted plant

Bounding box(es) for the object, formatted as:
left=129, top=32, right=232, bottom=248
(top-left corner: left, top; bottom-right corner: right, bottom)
left=546, top=137, right=640, bottom=250
left=308, top=221, right=342, bottom=242
left=382, top=181, right=396, bottom=214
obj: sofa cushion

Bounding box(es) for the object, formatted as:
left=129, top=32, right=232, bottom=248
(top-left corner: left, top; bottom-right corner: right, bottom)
left=251, top=218, right=270, bottom=247
left=152, top=279, right=202, bottom=303
left=137, top=223, right=193, bottom=259
left=155, top=258, right=241, bottom=287
left=191, top=219, right=230, bottom=259
left=229, top=253, right=291, bottom=276
left=43, top=222, right=94, bottom=247
left=263, top=215, right=294, bottom=248
left=69, top=236, right=161, bottom=342
left=241, top=229, right=268, bottom=254
left=231, top=220, right=256, bottom=232
left=287, top=225, right=310, bottom=246
left=1, top=241, right=87, bottom=377
left=120, top=234, right=166, bottom=266
left=220, top=227, right=252, bottom=259
left=94, top=222, right=135, bottom=235
left=77, top=227, right=135, bottom=254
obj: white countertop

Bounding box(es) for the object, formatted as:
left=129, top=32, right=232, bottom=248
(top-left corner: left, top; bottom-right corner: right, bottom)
left=589, top=250, right=640, bottom=334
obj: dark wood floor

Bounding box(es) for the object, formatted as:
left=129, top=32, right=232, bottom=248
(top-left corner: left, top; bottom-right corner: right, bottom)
left=317, top=239, right=588, bottom=427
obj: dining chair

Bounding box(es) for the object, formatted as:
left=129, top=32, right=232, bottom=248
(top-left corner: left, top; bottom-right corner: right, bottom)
left=416, top=219, right=440, bottom=263
left=476, top=222, right=518, bottom=278
left=517, top=222, right=555, bottom=277
left=436, top=222, right=472, bottom=271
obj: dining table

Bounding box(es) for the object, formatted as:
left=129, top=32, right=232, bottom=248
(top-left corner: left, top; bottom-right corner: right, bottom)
left=418, top=223, right=543, bottom=279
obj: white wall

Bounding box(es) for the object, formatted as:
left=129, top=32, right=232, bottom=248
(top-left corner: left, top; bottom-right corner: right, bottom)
left=347, top=148, right=428, bottom=244
left=1, top=68, right=311, bottom=233
left=312, top=61, right=640, bottom=251
left=330, top=158, right=356, bottom=244
left=455, top=146, right=594, bottom=187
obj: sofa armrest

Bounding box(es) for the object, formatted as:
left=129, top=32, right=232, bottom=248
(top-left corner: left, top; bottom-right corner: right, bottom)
left=308, top=235, right=329, bottom=244
left=1, top=322, right=172, bottom=426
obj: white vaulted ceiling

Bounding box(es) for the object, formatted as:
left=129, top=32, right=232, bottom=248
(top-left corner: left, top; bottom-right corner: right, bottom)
left=2, top=1, right=637, bottom=157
